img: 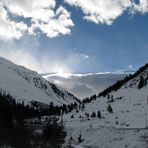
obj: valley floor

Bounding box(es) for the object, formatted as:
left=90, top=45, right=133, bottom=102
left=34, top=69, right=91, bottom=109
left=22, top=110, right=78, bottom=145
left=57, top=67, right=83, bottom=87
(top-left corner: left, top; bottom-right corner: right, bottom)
left=65, top=126, right=148, bottom=148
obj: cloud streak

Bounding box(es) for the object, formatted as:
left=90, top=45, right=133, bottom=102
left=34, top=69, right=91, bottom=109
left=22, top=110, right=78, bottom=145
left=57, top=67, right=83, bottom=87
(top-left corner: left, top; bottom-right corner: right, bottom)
left=80, top=53, right=89, bottom=59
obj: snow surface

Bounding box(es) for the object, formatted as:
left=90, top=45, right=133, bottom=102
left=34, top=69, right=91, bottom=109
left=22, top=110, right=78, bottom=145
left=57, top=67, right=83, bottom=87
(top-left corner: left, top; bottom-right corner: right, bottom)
left=0, top=57, right=79, bottom=105
left=62, top=66, right=148, bottom=147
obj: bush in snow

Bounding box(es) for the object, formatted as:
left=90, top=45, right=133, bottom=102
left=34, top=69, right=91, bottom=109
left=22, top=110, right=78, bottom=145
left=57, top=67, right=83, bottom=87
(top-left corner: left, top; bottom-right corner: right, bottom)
left=78, top=134, right=84, bottom=143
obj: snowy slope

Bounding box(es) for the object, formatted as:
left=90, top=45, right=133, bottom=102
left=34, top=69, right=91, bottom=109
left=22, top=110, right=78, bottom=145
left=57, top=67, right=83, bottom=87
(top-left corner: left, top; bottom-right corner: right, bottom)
left=0, top=57, right=79, bottom=106
left=62, top=64, right=148, bottom=148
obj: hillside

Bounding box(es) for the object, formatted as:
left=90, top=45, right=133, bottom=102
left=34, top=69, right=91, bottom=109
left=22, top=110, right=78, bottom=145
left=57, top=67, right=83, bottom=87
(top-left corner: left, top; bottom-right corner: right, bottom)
left=98, top=64, right=148, bottom=97
left=0, top=57, right=79, bottom=106
left=62, top=63, right=148, bottom=148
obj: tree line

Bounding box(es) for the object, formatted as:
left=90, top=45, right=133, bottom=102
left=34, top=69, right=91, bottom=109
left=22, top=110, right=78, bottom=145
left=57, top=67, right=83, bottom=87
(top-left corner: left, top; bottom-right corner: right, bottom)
left=99, top=63, right=148, bottom=97
left=0, top=92, right=79, bottom=147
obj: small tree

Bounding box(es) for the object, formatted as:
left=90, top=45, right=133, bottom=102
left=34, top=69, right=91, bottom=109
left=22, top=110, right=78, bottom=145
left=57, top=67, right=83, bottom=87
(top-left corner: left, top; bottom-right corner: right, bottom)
left=82, top=103, right=85, bottom=111
left=138, top=76, right=145, bottom=89
left=111, top=95, right=114, bottom=101
left=107, top=104, right=113, bottom=113
left=78, top=134, right=84, bottom=143
left=97, top=110, right=101, bottom=118
left=66, top=136, right=74, bottom=148
left=107, top=94, right=110, bottom=100
left=91, top=112, right=96, bottom=117
left=70, top=115, right=74, bottom=118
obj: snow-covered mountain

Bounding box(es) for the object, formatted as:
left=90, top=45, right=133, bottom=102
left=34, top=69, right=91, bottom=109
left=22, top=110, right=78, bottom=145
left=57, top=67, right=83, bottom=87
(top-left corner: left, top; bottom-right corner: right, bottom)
left=62, top=63, right=148, bottom=148
left=43, top=72, right=129, bottom=99
left=0, top=57, right=79, bottom=106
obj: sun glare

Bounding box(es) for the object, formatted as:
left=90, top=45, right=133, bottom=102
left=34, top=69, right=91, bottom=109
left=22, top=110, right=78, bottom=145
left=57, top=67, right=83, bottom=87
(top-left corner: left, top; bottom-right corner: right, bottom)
left=56, top=67, right=70, bottom=78
left=57, top=68, right=65, bottom=74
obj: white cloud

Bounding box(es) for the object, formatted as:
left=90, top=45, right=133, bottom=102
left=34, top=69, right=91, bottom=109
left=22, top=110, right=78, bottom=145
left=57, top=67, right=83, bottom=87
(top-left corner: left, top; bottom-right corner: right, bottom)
left=65, top=0, right=131, bottom=25
left=0, top=3, right=28, bottom=40
left=1, top=0, right=147, bottom=40
left=0, top=0, right=74, bottom=40
left=135, top=0, right=148, bottom=13
left=36, top=6, right=74, bottom=38
left=65, top=0, right=148, bottom=25
left=4, top=0, right=56, bottom=21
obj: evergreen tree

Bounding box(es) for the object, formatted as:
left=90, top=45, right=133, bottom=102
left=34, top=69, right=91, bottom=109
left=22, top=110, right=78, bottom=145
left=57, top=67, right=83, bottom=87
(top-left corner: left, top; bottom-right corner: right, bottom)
left=91, top=112, right=96, bottom=117
left=97, top=110, right=101, bottom=118
left=107, top=94, right=110, bottom=100
left=82, top=103, right=85, bottom=111
left=78, top=134, right=84, bottom=143
left=138, top=76, right=145, bottom=89
left=107, top=104, right=113, bottom=113
left=111, top=95, right=114, bottom=101
left=66, top=137, right=74, bottom=148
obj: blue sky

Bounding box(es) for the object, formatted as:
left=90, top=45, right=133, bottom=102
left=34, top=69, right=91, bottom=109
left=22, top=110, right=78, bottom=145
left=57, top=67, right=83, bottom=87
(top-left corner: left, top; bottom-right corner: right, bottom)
left=0, top=0, right=148, bottom=74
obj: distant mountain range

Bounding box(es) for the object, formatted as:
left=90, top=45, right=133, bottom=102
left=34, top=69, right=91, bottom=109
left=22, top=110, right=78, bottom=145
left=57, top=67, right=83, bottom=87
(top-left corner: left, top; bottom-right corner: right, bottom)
left=43, top=71, right=134, bottom=99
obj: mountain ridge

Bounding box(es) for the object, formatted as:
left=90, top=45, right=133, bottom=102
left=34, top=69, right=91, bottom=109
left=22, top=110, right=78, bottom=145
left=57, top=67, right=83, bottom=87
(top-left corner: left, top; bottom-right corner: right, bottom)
left=0, top=57, right=80, bottom=106
left=98, top=63, right=148, bottom=97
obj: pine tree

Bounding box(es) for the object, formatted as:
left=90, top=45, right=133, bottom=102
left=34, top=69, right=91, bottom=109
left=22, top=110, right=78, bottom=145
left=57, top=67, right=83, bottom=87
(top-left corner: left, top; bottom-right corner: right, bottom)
left=107, top=104, right=113, bottom=113
left=97, top=110, right=101, bottom=118
left=82, top=103, right=85, bottom=111
left=78, top=134, right=84, bottom=143
left=138, top=76, right=145, bottom=89
left=66, top=137, right=74, bottom=148
left=107, top=94, right=110, bottom=100
left=91, top=112, right=96, bottom=117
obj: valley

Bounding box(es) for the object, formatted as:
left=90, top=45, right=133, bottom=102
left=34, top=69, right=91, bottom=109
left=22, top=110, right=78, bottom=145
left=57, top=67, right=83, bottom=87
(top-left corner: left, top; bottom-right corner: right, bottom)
left=0, top=57, right=148, bottom=148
